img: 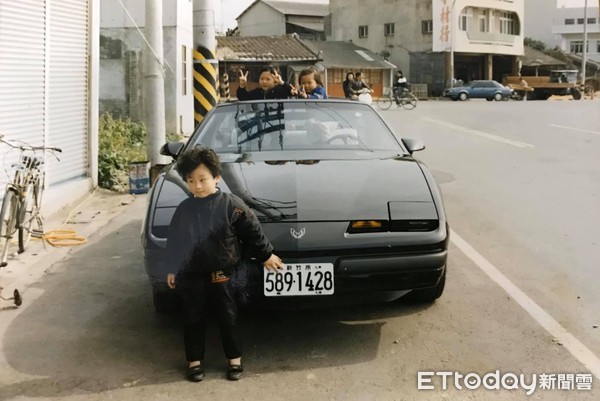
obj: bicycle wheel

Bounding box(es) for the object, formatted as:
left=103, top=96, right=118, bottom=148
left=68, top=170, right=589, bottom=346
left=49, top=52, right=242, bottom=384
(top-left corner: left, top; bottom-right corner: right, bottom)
left=401, top=93, right=418, bottom=110
left=0, top=188, right=19, bottom=267
left=18, top=177, right=42, bottom=253
left=377, top=95, right=393, bottom=110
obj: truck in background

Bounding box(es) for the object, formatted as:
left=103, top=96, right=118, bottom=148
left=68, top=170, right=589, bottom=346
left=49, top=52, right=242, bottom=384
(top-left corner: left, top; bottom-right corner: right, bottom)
left=503, top=70, right=582, bottom=100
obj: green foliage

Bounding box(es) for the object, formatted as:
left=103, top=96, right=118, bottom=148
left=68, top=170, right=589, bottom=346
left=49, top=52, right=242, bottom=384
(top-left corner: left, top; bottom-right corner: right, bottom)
left=98, top=113, right=148, bottom=191
left=524, top=37, right=547, bottom=51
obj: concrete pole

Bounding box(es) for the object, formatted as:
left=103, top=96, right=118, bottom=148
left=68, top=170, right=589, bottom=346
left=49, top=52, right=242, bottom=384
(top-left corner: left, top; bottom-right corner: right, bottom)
left=581, top=0, right=588, bottom=88
left=193, top=0, right=219, bottom=125
left=450, top=0, right=457, bottom=88
left=144, top=0, right=167, bottom=167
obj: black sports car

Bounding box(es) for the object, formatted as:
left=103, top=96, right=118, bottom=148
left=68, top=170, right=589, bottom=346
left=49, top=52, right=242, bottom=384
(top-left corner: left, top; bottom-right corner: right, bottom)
left=141, top=99, right=448, bottom=311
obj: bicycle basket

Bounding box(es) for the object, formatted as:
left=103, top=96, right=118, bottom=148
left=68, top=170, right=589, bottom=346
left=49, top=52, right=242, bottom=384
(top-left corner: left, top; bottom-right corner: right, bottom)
left=21, top=155, right=42, bottom=169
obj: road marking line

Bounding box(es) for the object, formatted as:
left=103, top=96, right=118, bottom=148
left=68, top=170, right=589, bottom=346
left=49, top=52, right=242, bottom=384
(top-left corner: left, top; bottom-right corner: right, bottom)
left=549, top=124, right=600, bottom=136
left=422, top=117, right=533, bottom=148
left=451, top=229, right=600, bottom=380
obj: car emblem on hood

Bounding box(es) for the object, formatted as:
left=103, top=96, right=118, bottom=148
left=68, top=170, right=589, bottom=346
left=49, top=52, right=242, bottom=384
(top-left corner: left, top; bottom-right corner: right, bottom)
left=290, top=228, right=306, bottom=239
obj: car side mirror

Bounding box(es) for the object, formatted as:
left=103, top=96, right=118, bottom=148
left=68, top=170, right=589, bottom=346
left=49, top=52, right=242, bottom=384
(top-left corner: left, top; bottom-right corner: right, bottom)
left=401, top=138, right=425, bottom=154
left=160, top=142, right=185, bottom=159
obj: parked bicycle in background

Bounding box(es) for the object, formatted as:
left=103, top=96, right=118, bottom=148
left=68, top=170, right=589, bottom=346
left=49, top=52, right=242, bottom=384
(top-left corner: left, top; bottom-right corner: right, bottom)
left=0, top=134, right=61, bottom=267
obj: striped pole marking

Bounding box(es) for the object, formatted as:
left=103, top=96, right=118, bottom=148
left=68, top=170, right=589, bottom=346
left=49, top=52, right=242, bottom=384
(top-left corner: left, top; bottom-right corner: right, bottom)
left=219, top=72, right=230, bottom=101
left=193, top=46, right=218, bottom=124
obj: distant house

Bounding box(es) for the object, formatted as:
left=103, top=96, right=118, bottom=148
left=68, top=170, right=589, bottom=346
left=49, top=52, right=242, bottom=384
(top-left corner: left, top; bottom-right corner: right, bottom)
left=302, top=40, right=396, bottom=97
left=217, top=34, right=318, bottom=95
left=520, top=46, right=567, bottom=77
left=236, top=0, right=329, bottom=40
left=216, top=34, right=394, bottom=98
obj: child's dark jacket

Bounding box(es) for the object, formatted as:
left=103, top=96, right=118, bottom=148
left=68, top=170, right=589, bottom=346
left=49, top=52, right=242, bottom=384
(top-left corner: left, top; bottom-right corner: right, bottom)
left=236, top=84, right=295, bottom=100
left=167, top=190, right=273, bottom=275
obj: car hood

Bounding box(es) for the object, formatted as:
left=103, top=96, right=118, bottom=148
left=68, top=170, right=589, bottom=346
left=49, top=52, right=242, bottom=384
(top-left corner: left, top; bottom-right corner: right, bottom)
left=156, top=154, right=434, bottom=222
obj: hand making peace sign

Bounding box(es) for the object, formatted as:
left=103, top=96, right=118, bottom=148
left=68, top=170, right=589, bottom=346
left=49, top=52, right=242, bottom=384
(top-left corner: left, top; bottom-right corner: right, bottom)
left=238, top=70, right=249, bottom=88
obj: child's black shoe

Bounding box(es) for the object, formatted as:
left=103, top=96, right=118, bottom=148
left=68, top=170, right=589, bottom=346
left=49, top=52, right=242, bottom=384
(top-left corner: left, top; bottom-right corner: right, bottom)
left=186, top=365, right=205, bottom=382
left=226, top=364, right=243, bottom=381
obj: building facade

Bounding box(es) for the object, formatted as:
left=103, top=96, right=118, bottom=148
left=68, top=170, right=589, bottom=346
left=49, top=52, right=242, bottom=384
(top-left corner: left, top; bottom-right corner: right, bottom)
left=100, top=0, right=194, bottom=135
left=552, top=5, right=600, bottom=63
left=236, top=0, right=329, bottom=40
left=0, top=0, right=100, bottom=216
left=328, top=0, right=524, bottom=96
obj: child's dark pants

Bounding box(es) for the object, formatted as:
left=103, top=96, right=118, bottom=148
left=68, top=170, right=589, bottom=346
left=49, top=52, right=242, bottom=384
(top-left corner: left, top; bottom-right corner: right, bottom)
left=178, top=273, right=242, bottom=362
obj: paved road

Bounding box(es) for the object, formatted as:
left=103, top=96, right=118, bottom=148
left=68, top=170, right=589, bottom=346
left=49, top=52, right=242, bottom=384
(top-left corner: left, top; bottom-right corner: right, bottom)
left=1, top=100, right=599, bottom=400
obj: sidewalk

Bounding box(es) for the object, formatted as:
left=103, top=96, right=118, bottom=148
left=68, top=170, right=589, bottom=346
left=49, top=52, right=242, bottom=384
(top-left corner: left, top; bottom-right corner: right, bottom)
left=0, top=188, right=143, bottom=308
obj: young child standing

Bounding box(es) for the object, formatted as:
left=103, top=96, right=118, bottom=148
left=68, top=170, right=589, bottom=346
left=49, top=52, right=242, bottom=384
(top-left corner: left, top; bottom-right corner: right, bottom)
left=296, top=68, right=328, bottom=99
left=166, top=146, right=283, bottom=382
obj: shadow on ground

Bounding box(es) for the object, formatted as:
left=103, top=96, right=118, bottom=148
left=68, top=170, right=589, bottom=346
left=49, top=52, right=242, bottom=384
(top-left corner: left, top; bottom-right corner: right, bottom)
left=1, top=217, right=432, bottom=399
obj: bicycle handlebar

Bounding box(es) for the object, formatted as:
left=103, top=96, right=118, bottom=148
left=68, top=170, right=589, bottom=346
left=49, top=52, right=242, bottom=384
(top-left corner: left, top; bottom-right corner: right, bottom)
left=0, top=134, right=62, bottom=153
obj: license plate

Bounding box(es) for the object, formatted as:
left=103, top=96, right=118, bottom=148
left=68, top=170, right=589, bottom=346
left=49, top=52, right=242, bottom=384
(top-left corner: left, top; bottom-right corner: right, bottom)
left=263, top=263, right=334, bottom=296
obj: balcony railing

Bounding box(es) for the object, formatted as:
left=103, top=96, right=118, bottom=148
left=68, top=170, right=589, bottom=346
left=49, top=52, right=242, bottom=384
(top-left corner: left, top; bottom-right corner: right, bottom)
left=465, top=30, right=517, bottom=45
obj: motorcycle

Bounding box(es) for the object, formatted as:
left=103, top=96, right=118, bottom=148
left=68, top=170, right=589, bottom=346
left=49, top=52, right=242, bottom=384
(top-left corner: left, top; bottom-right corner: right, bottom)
left=354, top=88, right=373, bottom=105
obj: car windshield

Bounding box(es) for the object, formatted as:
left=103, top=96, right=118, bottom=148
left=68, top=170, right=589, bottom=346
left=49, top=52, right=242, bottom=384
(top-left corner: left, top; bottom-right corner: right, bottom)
left=189, top=101, right=402, bottom=154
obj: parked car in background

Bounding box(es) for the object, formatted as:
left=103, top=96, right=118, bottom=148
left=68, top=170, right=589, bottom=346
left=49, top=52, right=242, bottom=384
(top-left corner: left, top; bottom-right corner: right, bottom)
left=141, top=99, right=449, bottom=312
left=445, top=80, right=513, bottom=101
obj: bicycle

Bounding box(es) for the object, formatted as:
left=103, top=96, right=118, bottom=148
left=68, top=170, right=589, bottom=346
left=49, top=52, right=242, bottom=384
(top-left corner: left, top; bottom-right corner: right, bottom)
left=377, top=87, right=418, bottom=110
left=0, top=134, right=61, bottom=267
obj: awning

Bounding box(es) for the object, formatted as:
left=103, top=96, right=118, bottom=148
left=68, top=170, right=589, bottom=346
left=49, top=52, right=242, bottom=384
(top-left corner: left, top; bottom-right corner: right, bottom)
left=287, top=21, right=324, bottom=32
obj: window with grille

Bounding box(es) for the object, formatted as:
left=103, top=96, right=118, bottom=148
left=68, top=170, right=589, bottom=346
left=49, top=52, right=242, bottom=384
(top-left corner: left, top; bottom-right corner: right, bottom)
left=384, top=23, right=395, bottom=36
left=421, top=20, right=433, bottom=34
left=479, top=10, right=488, bottom=32
left=500, top=12, right=516, bottom=35
left=570, top=40, right=587, bottom=53
left=459, top=9, right=471, bottom=31
left=565, top=18, right=574, bottom=25
left=359, top=25, right=368, bottom=38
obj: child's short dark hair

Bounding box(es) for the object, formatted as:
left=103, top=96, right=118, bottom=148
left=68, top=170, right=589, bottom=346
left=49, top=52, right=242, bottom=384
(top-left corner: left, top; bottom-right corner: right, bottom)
left=298, top=67, right=323, bottom=86
left=175, top=146, right=222, bottom=179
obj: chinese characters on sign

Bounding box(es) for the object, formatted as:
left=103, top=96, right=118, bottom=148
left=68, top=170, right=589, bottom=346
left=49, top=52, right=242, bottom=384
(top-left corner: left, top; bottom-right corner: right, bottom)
left=440, top=0, right=450, bottom=43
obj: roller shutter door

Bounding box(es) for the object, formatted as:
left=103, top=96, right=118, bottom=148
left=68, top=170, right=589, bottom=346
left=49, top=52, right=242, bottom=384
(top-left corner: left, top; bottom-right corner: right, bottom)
left=47, top=0, right=89, bottom=185
left=0, top=0, right=46, bottom=189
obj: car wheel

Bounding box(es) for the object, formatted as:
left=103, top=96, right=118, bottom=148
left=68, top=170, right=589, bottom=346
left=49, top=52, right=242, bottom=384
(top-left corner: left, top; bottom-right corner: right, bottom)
left=153, top=289, right=180, bottom=314
left=458, top=92, right=468, bottom=101
left=405, top=268, right=446, bottom=303
left=486, top=97, right=493, bottom=101
left=571, top=87, right=582, bottom=100
left=494, top=92, right=503, bottom=101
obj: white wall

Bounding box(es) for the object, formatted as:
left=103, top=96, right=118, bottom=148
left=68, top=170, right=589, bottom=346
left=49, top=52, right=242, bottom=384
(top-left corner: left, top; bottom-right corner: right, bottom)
left=100, top=0, right=195, bottom=134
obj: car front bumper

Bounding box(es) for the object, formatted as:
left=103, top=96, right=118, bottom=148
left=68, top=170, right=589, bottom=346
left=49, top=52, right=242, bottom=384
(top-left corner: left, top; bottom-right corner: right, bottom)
left=144, top=247, right=447, bottom=307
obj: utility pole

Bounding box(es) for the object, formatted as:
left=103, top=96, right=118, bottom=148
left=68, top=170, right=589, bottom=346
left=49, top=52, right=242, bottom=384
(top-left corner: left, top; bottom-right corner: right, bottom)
left=450, top=0, right=457, bottom=88
left=144, top=0, right=167, bottom=167
left=581, top=0, right=589, bottom=88
left=193, top=0, right=219, bottom=125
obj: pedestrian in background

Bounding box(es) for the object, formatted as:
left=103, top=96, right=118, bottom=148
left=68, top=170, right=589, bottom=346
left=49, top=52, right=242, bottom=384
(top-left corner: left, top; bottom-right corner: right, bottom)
left=343, top=72, right=355, bottom=99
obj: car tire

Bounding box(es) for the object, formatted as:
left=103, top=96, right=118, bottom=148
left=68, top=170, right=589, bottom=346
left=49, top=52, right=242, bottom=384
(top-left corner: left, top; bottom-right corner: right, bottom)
left=405, top=268, right=446, bottom=303
left=493, top=93, right=503, bottom=101
left=458, top=92, right=468, bottom=101
left=486, top=97, right=493, bottom=101
left=153, top=289, right=180, bottom=314
left=571, top=87, right=582, bottom=100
